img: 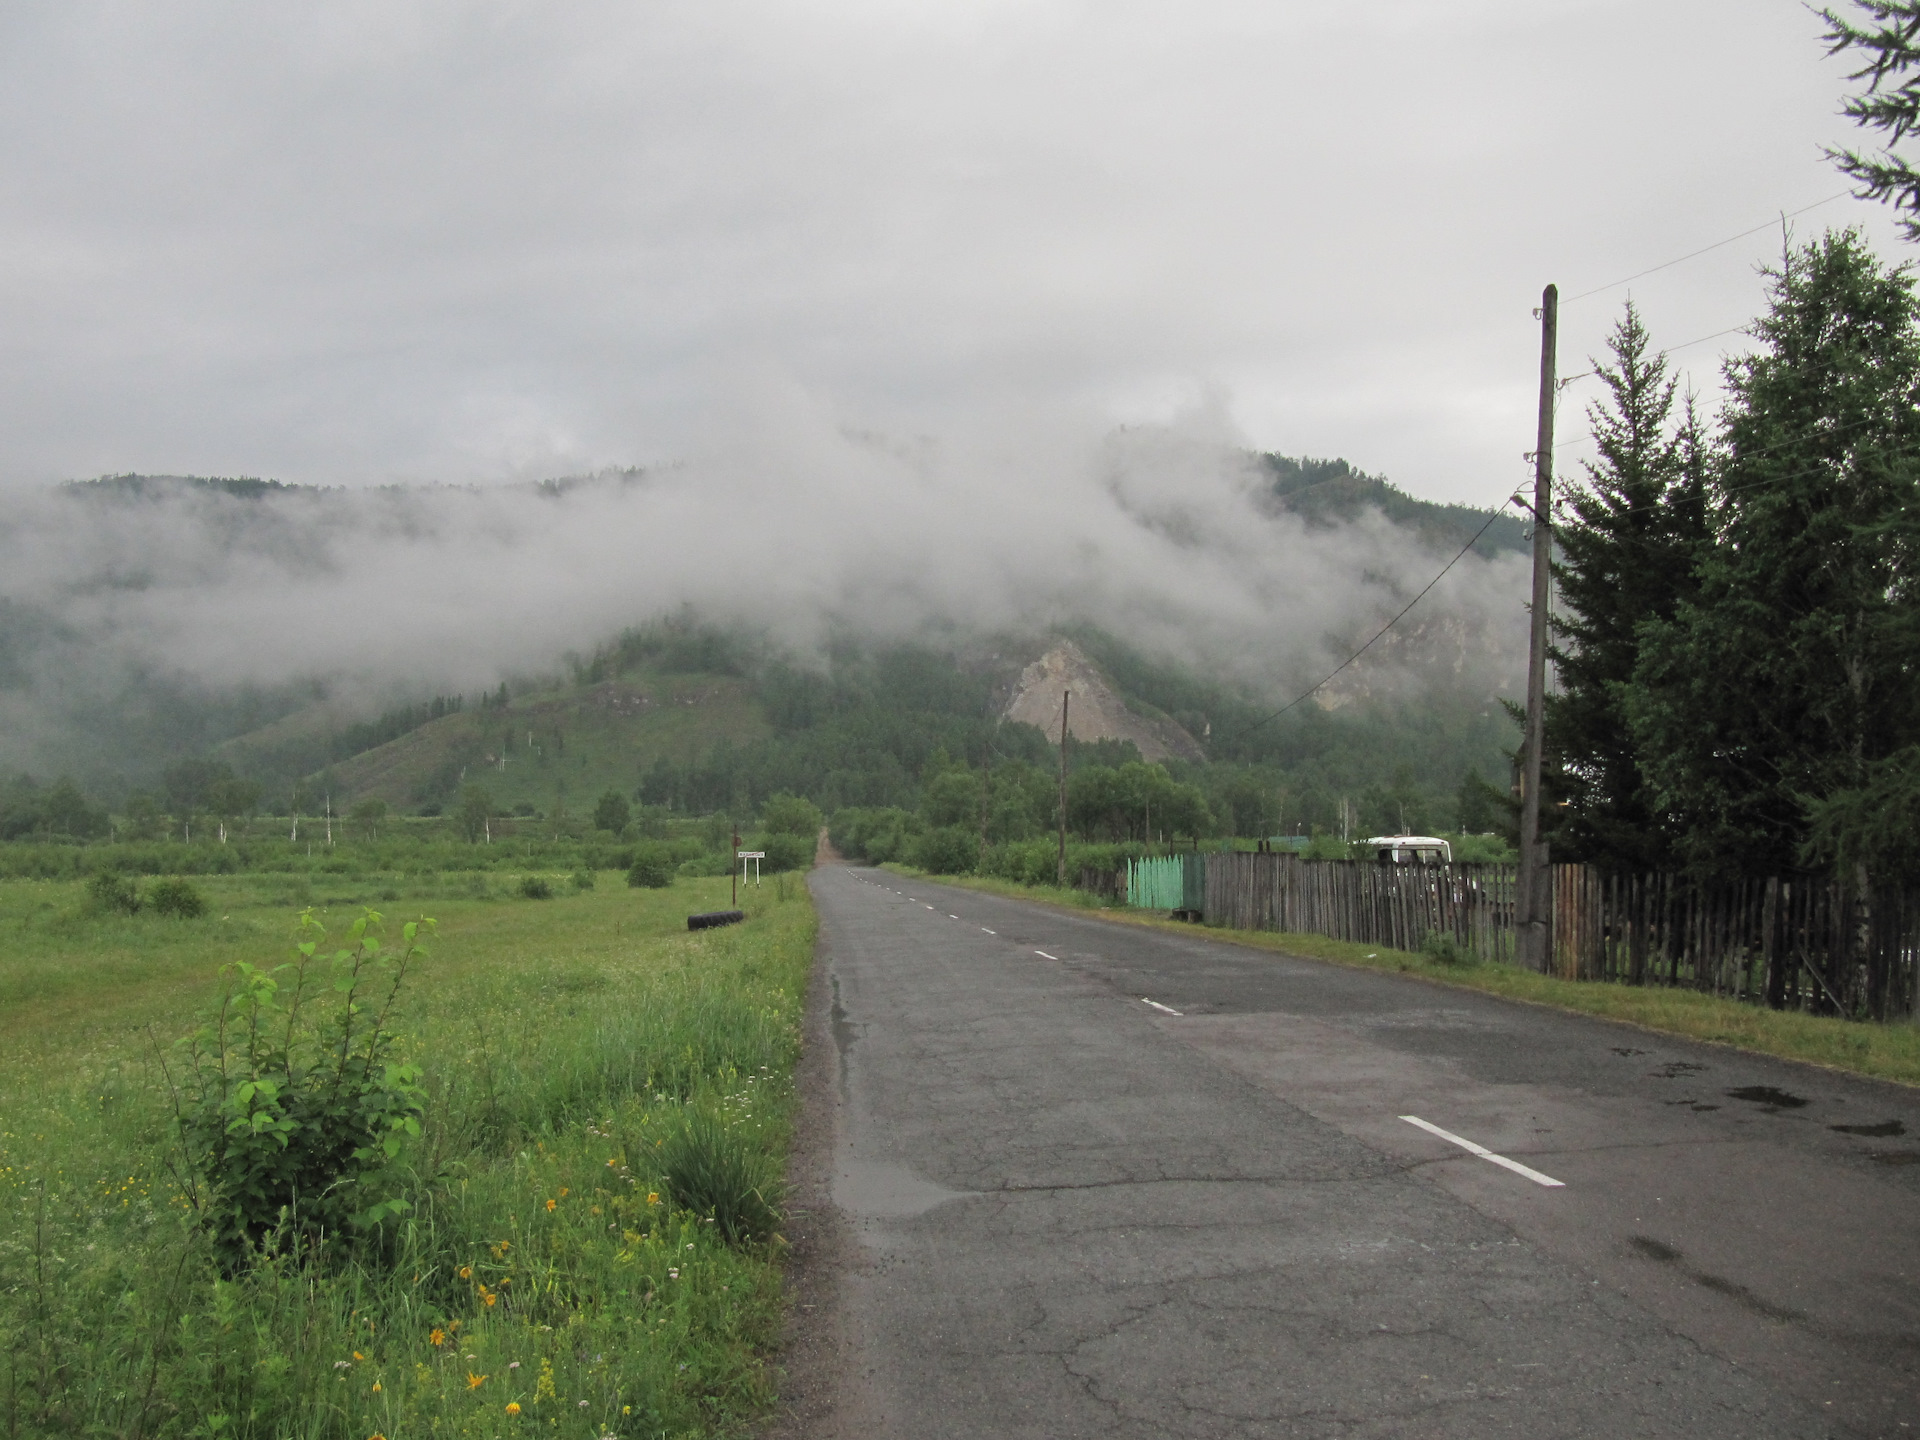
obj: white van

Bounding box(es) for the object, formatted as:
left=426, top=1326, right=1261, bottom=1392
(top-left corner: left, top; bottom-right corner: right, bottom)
left=1366, top=834, right=1452, bottom=865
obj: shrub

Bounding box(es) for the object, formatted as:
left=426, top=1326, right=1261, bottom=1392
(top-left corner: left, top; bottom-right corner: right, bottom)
left=592, top=790, right=630, bottom=834
left=146, top=877, right=208, bottom=918
left=1420, top=930, right=1472, bottom=966
left=571, top=868, right=596, bottom=891
left=760, top=832, right=813, bottom=872
left=86, top=870, right=142, bottom=914
left=760, top=792, right=823, bottom=838
left=912, top=826, right=979, bottom=875
left=519, top=875, right=555, bottom=900
left=660, top=1111, right=784, bottom=1246
left=167, top=910, right=431, bottom=1266
left=627, top=844, right=676, bottom=888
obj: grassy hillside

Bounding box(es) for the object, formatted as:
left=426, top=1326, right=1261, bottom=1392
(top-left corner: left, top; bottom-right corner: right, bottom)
left=324, top=672, right=770, bottom=814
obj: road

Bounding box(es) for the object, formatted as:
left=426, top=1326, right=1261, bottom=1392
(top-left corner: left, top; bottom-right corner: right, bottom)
left=770, top=865, right=1920, bottom=1439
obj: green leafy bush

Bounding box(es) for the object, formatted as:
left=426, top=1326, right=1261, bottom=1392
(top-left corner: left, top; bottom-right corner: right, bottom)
left=627, top=843, right=676, bottom=888
left=1420, top=929, right=1472, bottom=966
left=519, top=874, right=555, bottom=900
left=86, top=870, right=142, bottom=914
left=912, top=825, right=979, bottom=875
left=660, top=1110, right=784, bottom=1246
left=146, top=876, right=207, bottom=917
left=760, top=831, right=813, bottom=872
left=166, top=909, right=431, bottom=1266
left=760, top=792, right=823, bottom=837
left=571, top=868, right=596, bottom=891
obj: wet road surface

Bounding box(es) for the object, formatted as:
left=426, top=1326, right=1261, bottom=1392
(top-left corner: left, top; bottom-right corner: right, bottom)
left=776, top=866, right=1920, bottom=1438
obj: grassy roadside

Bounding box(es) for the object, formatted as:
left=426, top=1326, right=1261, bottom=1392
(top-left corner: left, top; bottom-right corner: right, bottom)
left=0, top=870, right=814, bottom=1439
left=888, top=866, right=1920, bottom=1089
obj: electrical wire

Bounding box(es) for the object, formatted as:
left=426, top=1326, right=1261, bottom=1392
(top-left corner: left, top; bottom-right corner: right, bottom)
left=1558, top=324, right=1756, bottom=387
left=1217, top=500, right=1523, bottom=746
left=1562, top=191, right=1855, bottom=305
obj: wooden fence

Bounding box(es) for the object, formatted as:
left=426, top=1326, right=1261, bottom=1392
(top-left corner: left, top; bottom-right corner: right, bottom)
left=1202, top=852, right=1517, bottom=964
left=1191, top=853, right=1920, bottom=1021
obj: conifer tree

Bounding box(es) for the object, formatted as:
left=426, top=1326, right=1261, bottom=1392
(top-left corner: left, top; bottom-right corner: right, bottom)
left=1823, top=2, right=1920, bottom=238
left=1545, top=302, right=1710, bottom=872
left=1627, top=229, right=1920, bottom=880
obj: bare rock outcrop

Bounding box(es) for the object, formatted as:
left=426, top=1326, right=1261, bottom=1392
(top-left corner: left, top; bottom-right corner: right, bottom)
left=1001, top=641, right=1206, bottom=763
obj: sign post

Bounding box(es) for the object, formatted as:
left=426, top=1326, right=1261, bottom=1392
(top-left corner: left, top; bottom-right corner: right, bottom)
left=738, top=850, right=765, bottom=888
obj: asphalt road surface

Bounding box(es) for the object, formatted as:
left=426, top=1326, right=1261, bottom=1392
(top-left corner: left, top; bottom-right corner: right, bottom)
left=772, top=865, right=1920, bottom=1439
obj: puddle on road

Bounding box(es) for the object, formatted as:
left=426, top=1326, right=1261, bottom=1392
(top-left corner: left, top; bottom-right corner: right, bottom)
left=1831, top=1119, right=1906, bottom=1138
left=1725, top=1085, right=1809, bottom=1110
left=1872, top=1151, right=1920, bottom=1166
left=1611, top=1047, right=1648, bottom=1057
left=832, top=1159, right=974, bottom=1219
left=1651, top=1061, right=1706, bottom=1079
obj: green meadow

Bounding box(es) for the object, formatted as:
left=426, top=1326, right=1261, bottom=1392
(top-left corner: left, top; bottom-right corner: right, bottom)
left=0, top=867, right=814, bottom=1439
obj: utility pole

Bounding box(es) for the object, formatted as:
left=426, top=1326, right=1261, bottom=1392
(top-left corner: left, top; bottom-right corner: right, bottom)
left=1516, top=283, right=1557, bottom=973
left=732, top=825, right=740, bottom=908
left=1056, top=690, right=1071, bottom=887
left=978, top=746, right=990, bottom=856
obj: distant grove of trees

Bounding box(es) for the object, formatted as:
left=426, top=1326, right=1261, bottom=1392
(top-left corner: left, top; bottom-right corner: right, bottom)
left=1545, top=228, right=1920, bottom=886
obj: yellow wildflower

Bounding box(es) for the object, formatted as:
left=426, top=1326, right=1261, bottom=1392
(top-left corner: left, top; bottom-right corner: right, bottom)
left=459, top=1266, right=473, bottom=1279
left=467, top=1372, right=488, bottom=1390
left=506, top=1402, right=521, bottom=1415
left=546, top=1199, right=556, bottom=1212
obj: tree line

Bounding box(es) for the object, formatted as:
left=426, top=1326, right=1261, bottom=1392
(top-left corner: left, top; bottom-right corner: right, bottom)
left=1544, top=228, right=1920, bottom=887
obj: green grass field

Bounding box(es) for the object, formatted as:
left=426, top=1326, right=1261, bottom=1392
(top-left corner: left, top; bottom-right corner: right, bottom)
left=902, top=868, right=1920, bottom=1089
left=0, top=868, right=814, bottom=1439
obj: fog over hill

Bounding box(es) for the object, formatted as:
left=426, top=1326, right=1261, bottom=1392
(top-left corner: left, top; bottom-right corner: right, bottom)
left=0, top=406, right=1529, bottom=787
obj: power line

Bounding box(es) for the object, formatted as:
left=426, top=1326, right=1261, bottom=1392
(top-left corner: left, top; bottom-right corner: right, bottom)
left=1562, top=191, right=1854, bottom=305
left=1218, top=501, right=1521, bottom=746
left=1558, top=323, right=1755, bottom=387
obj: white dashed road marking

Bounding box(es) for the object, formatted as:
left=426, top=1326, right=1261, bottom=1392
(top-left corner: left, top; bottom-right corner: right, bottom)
left=1035, top=950, right=1057, bottom=960
left=981, top=928, right=996, bottom=935
left=1141, top=998, right=1183, bottom=1016
left=1399, top=1115, right=1566, bottom=1188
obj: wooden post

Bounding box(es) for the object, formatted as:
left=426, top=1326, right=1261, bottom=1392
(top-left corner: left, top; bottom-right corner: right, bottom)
left=1516, top=283, right=1558, bottom=971
left=978, top=747, right=990, bottom=856
left=1056, top=691, right=1071, bottom=887
left=732, top=826, right=739, bottom=908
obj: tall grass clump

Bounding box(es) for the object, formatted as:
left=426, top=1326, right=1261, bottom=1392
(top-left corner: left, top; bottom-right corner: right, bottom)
left=0, top=873, right=814, bottom=1439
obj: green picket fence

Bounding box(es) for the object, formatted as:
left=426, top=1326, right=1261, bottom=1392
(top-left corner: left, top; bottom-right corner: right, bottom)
left=1127, top=854, right=1204, bottom=911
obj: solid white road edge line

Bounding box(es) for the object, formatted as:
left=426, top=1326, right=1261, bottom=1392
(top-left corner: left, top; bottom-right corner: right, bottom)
left=1035, top=950, right=1058, bottom=960
left=1141, top=998, right=1183, bottom=1016
left=1399, top=1115, right=1565, bottom=1188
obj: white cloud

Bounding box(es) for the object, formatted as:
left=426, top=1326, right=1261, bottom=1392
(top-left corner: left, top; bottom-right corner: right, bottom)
left=0, top=0, right=1903, bottom=502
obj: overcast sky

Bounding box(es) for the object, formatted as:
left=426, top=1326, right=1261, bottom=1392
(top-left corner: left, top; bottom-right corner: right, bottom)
left=0, top=0, right=1905, bottom=505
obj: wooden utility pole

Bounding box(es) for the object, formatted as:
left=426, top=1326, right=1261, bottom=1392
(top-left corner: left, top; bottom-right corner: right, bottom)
left=1056, top=691, right=1071, bottom=887
left=732, top=825, right=740, bottom=908
left=978, top=747, right=990, bottom=855
left=1516, top=283, right=1558, bottom=973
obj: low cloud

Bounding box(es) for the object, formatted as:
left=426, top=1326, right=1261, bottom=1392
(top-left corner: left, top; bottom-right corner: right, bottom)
left=0, top=390, right=1527, bottom=782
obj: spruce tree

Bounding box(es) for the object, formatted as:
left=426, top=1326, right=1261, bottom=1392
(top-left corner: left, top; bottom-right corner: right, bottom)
left=1627, top=229, right=1920, bottom=881
left=1545, top=302, right=1710, bottom=872
left=1822, top=2, right=1920, bottom=239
